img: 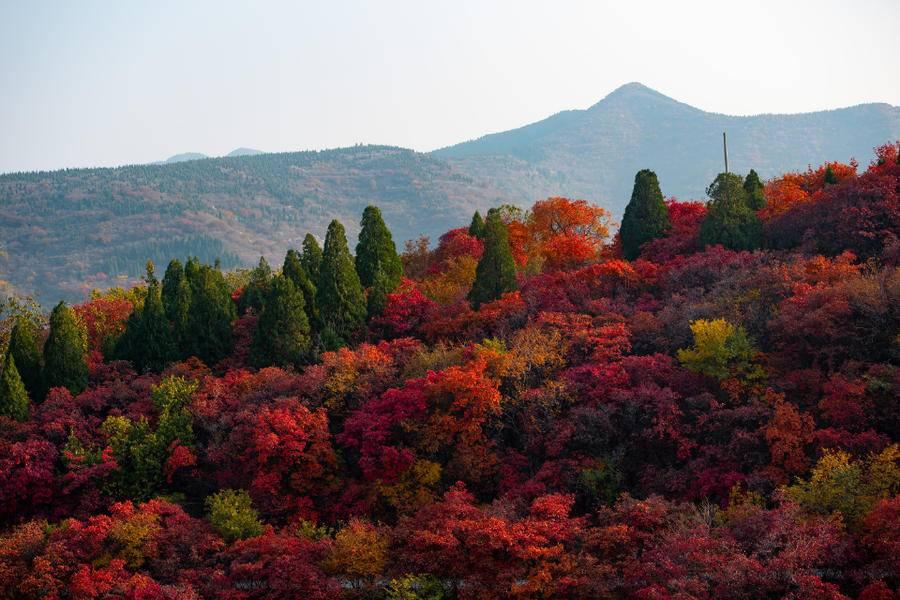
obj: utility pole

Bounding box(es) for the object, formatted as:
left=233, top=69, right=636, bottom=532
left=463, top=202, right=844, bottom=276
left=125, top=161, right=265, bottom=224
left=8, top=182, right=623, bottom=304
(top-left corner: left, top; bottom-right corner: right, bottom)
left=723, top=131, right=729, bottom=204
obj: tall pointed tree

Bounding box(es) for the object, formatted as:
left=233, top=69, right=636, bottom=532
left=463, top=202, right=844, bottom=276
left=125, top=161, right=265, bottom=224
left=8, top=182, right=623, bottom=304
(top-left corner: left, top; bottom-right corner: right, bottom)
left=743, top=169, right=766, bottom=210
left=184, top=263, right=236, bottom=365
left=700, top=172, right=763, bottom=251
left=117, top=263, right=176, bottom=372
left=468, top=211, right=486, bottom=239
left=5, top=317, right=43, bottom=401
left=282, top=249, right=318, bottom=326
left=251, top=275, right=311, bottom=368
left=238, top=256, right=273, bottom=315
left=0, top=355, right=29, bottom=421
left=301, top=234, right=323, bottom=283
left=355, top=205, right=402, bottom=290
left=162, top=258, right=192, bottom=353
left=468, top=212, right=517, bottom=308
left=43, top=301, right=88, bottom=395
left=619, top=169, right=670, bottom=260
left=316, top=220, right=367, bottom=348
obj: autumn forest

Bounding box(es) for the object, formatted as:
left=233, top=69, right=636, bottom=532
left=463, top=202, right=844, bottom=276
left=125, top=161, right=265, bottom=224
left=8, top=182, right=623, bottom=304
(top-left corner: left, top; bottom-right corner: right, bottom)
left=0, top=142, right=898, bottom=599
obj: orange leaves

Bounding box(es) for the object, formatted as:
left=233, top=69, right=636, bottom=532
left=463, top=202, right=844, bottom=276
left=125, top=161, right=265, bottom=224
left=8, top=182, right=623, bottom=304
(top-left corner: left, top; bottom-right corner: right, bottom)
left=528, top=197, right=613, bottom=271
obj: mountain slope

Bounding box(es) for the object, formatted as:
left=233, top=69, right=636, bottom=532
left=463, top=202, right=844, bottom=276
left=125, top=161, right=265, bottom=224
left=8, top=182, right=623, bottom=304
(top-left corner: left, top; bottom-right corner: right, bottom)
left=434, top=82, right=900, bottom=212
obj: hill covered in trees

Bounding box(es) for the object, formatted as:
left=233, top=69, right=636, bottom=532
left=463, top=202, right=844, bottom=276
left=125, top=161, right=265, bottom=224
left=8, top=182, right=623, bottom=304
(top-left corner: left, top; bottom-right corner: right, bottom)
left=0, top=142, right=897, bottom=598
left=1, top=83, right=897, bottom=305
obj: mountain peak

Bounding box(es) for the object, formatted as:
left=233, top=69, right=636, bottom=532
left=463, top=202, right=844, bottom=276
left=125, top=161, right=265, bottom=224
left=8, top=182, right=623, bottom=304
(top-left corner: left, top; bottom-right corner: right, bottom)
left=591, top=82, right=678, bottom=109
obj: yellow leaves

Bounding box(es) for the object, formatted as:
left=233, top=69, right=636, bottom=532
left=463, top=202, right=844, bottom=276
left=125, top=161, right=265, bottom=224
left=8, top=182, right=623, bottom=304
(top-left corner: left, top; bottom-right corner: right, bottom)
left=419, top=255, right=478, bottom=305
left=323, top=518, right=389, bottom=582
left=106, top=509, right=161, bottom=569
left=677, top=318, right=763, bottom=384
left=377, top=459, right=442, bottom=515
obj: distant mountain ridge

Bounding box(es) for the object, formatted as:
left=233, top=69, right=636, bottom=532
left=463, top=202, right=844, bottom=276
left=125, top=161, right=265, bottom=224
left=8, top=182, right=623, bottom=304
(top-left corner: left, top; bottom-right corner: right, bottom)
left=1, top=83, right=897, bottom=304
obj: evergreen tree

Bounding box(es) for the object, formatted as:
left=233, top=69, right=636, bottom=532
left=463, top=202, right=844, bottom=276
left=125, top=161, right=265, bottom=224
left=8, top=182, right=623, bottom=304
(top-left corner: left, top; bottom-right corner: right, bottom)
left=743, top=169, right=766, bottom=210
left=316, top=220, right=367, bottom=348
left=468, top=211, right=486, bottom=239
left=183, top=263, right=236, bottom=365
left=0, top=355, right=29, bottom=421
left=43, top=301, right=88, bottom=395
left=251, top=275, right=311, bottom=368
left=700, top=172, right=763, bottom=251
left=162, top=259, right=192, bottom=353
left=238, top=256, right=272, bottom=315
left=366, top=270, right=391, bottom=320
left=468, top=212, right=518, bottom=308
left=301, top=234, right=323, bottom=283
left=5, top=317, right=43, bottom=401
left=824, top=165, right=838, bottom=185
left=619, top=169, right=670, bottom=260
left=117, top=263, right=175, bottom=372
left=282, top=249, right=318, bottom=326
left=355, top=205, right=403, bottom=289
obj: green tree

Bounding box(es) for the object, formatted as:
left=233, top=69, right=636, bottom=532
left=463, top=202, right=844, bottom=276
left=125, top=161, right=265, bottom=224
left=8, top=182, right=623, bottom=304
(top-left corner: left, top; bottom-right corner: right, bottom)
left=43, top=301, right=88, bottom=395
left=301, top=233, right=323, bottom=283
left=183, top=263, right=235, bottom=365
left=238, top=256, right=273, bottom=315
left=162, top=259, right=192, bottom=353
left=676, top=318, right=763, bottom=382
left=251, top=275, right=311, bottom=368
left=699, top=172, right=762, bottom=251
left=116, top=263, right=175, bottom=372
left=5, top=318, right=43, bottom=401
left=316, top=220, right=367, bottom=348
left=282, top=248, right=318, bottom=326
left=824, top=165, right=838, bottom=185
left=743, top=169, right=766, bottom=210
left=206, top=489, right=264, bottom=543
left=468, top=211, right=486, bottom=239
left=355, top=205, right=403, bottom=290
left=467, top=212, right=517, bottom=308
left=0, top=355, right=29, bottom=421
left=619, top=169, right=671, bottom=260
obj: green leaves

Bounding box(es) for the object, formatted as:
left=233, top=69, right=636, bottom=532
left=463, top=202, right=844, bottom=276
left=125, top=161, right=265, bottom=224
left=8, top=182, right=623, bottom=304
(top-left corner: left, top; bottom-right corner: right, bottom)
left=43, top=301, right=88, bottom=395
left=699, top=172, right=763, bottom=251
left=468, top=212, right=517, bottom=308
left=251, top=275, right=311, bottom=368
left=206, top=489, right=264, bottom=543
left=620, top=169, right=670, bottom=260
left=316, top=220, right=366, bottom=347
left=0, top=355, right=29, bottom=421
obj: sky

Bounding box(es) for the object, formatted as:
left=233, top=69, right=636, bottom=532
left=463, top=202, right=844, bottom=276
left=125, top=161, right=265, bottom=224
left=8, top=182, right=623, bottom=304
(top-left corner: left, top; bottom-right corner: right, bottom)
left=1, top=0, right=898, bottom=173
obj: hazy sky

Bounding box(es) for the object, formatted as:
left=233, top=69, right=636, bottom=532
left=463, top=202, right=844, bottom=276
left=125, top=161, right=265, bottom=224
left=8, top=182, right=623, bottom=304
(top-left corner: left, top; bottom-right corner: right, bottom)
left=2, top=0, right=898, bottom=173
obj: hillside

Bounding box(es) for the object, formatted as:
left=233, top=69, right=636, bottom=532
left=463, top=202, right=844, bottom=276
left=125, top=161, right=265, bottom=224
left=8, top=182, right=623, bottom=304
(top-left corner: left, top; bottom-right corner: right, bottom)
left=434, top=82, right=900, bottom=212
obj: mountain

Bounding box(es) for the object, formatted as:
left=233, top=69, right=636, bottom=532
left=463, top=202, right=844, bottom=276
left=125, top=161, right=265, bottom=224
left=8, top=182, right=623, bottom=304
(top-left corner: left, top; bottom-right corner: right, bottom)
left=226, top=147, right=265, bottom=157
left=434, top=82, right=899, bottom=213
left=1, top=83, right=897, bottom=304
left=162, top=152, right=209, bottom=164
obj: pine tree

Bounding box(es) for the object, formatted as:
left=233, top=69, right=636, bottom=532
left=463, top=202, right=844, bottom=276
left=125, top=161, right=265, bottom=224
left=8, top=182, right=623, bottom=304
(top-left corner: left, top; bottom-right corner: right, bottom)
left=619, top=169, right=671, bottom=260
left=355, top=205, right=402, bottom=290
left=743, top=169, right=766, bottom=210
left=282, top=248, right=318, bottom=326
left=699, top=172, right=763, bottom=251
left=115, top=263, right=176, bottom=372
left=468, top=212, right=518, bottom=308
left=5, top=317, right=43, bottom=401
left=468, top=211, right=486, bottom=239
left=251, top=275, right=311, bottom=368
left=162, top=259, right=192, bottom=353
left=0, top=355, right=29, bottom=421
left=238, top=256, right=272, bottom=315
left=43, top=301, right=88, bottom=395
left=301, top=234, right=323, bottom=283
left=824, top=165, right=838, bottom=185
left=316, top=220, right=367, bottom=348
left=183, top=263, right=236, bottom=365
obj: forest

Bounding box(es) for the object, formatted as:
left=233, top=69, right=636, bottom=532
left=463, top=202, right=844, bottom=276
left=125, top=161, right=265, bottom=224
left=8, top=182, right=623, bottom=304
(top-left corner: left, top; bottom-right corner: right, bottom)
left=0, top=142, right=897, bottom=599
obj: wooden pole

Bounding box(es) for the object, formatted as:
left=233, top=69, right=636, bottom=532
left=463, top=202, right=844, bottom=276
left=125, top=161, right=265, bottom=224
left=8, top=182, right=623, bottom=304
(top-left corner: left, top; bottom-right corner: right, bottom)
left=723, top=131, right=729, bottom=174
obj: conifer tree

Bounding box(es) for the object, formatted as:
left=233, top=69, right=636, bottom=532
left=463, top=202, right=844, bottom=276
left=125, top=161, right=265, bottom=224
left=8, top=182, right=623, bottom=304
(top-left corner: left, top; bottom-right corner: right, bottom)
left=700, top=172, right=763, bottom=251
left=282, top=249, right=318, bottom=326
left=0, top=355, right=29, bottom=421
left=468, top=212, right=517, bottom=308
left=251, top=275, right=311, bottom=368
left=468, top=211, right=486, bottom=239
left=43, top=301, right=88, bottom=395
left=301, top=234, right=323, bottom=283
left=619, top=169, right=670, bottom=260
left=743, top=169, right=766, bottom=210
left=116, top=263, right=176, bottom=372
left=5, top=317, right=43, bottom=401
left=824, top=165, right=838, bottom=185
left=316, top=220, right=367, bottom=347
left=184, top=263, right=236, bottom=365
left=162, top=259, right=192, bottom=353
left=355, top=205, right=402, bottom=290
left=238, top=256, right=273, bottom=315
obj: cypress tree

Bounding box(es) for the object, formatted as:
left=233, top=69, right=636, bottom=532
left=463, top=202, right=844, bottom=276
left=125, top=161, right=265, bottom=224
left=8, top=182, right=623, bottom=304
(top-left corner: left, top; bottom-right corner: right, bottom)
left=251, top=275, right=311, bottom=368
left=282, top=249, right=318, bottom=326
left=162, top=259, right=191, bottom=353
left=116, top=263, right=176, bottom=372
left=619, top=169, right=671, bottom=260
left=699, top=172, right=763, bottom=251
left=301, top=234, right=323, bottom=283
left=824, top=165, right=838, bottom=185
left=184, top=263, right=236, bottom=365
left=355, top=205, right=402, bottom=290
left=468, top=211, right=486, bottom=239
left=43, top=301, right=88, bottom=395
left=743, top=169, right=766, bottom=210
left=468, top=212, right=518, bottom=308
left=238, top=257, right=272, bottom=315
left=316, top=220, right=367, bottom=348
left=5, top=318, right=43, bottom=401
left=0, top=355, right=29, bottom=421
